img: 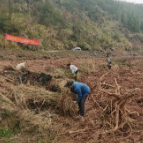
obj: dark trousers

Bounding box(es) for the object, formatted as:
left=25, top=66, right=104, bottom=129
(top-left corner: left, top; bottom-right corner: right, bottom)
left=108, top=64, right=112, bottom=69
left=74, top=70, right=78, bottom=81
left=78, top=95, right=88, bottom=116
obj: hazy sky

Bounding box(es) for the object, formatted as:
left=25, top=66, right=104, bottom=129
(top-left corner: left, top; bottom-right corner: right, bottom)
left=117, top=0, right=143, bottom=4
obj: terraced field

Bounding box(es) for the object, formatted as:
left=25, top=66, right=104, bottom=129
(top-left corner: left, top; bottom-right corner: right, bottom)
left=0, top=50, right=143, bottom=143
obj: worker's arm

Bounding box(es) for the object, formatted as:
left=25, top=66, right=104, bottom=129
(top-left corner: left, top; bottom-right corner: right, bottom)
left=71, top=69, right=75, bottom=74
left=75, top=89, right=82, bottom=102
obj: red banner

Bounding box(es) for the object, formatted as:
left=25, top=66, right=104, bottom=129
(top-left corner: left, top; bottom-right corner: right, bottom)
left=5, top=34, right=40, bottom=45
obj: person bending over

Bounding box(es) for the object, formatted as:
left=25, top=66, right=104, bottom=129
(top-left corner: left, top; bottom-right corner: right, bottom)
left=64, top=80, right=90, bottom=116
left=67, top=64, right=78, bottom=81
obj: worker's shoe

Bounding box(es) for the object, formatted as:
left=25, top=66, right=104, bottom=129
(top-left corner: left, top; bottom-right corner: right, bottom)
left=75, top=115, right=84, bottom=121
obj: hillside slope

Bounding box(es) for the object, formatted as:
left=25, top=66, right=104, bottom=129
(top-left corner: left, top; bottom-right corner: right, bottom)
left=0, top=0, right=143, bottom=55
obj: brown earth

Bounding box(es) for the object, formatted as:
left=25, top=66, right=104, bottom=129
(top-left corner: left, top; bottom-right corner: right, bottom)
left=0, top=51, right=143, bottom=143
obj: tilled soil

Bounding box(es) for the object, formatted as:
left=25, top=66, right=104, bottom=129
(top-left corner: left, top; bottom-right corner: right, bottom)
left=0, top=56, right=143, bottom=143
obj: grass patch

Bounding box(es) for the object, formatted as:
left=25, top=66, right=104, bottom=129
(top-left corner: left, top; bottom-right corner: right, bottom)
left=114, top=59, right=133, bottom=66
left=0, top=127, right=13, bottom=139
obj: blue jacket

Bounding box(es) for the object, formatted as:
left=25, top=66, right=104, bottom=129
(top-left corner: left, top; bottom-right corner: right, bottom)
left=70, top=81, right=90, bottom=102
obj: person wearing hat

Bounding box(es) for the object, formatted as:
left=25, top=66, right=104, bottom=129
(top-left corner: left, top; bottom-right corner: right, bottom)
left=67, top=64, right=78, bottom=81
left=64, top=80, right=90, bottom=116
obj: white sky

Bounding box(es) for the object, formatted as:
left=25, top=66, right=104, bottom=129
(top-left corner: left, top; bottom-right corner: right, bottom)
left=117, top=0, right=143, bottom=4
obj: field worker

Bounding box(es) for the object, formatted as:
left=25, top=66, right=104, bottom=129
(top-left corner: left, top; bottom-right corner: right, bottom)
left=64, top=80, right=90, bottom=116
left=67, top=64, right=78, bottom=81
left=107, top=58, right=112, bottom=69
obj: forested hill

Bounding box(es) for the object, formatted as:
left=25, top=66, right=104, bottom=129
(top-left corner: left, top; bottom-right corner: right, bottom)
left=0, top=0, right=143, bottom=55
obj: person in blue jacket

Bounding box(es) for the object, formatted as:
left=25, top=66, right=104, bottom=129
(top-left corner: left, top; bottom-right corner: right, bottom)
left=64, top=80, right=90, bottom=116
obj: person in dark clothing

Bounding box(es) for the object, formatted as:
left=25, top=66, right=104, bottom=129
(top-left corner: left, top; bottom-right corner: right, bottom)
left=107, top=58, right=112, bottom=69
left=64, top=80, right=90, bottom=116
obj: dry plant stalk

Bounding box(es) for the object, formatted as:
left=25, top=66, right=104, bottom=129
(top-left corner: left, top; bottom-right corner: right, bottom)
left=59, top=94, right=77, bottom=117
left=98, top=72, right=140, bottom=135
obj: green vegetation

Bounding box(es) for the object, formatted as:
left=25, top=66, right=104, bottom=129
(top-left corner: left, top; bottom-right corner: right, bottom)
left=114, top=58, right=133, bottom=66
left=0, top=127, right=13, bottom=139
left=0, top=0, right=143, bottom=54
